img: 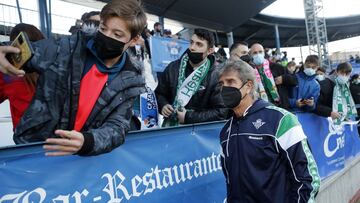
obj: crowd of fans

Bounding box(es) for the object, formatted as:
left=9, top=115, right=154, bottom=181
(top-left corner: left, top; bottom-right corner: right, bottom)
left=0, top=0, right=359, bottom=152
left=5, top=0, right=360, bottom=201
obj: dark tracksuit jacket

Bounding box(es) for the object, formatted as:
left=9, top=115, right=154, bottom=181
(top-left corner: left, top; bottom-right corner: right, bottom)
left=220, top=99, right=320, bottom=203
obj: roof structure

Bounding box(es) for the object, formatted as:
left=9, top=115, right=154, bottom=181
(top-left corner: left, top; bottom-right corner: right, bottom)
left=223, top=14, right=360, bottom=48
left=98, top=0, right=276, bottom=32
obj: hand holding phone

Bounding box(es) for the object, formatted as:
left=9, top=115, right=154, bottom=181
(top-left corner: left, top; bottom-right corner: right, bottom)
left=6, top=32, right=34, bottom=70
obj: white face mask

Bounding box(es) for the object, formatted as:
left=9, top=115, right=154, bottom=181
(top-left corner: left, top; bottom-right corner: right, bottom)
left=336, top=75, right=349, bottom=85
left=315, top=74, right=325, bottom=81
left=304, top=67, right=316, bottom=76
left=252, top=53, right=265, bottom=65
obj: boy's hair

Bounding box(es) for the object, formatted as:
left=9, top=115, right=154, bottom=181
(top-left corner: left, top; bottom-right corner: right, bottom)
left=337, top=62, right=352, bottom=74
left=100, top=0, right=147, bottom=38
left=194, top=28, right=215, bottom=48
left=154, top=22, right=161, bottom=28
left=305, top=55, right=319, bottom=65
left=81, top=11, right=100, bottom=21
left=287, top=61, right=296, bottom=68
left=317, top=66, right=326, bottom=73
left=229, top=41, right=248, bottom=53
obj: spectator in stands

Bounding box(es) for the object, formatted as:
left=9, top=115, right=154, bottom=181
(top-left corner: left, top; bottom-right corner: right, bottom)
left=69, top=11, right=100, bottom=34
left=350, top=74, right=360, bottom=117
left=217, top=45, right=227, bottom=61
left=141, top=27, right=152, bottom=58
left=315, top=66, right=326, bottom=82
left=286, top=61, right=297, bottom=74
left=0, top=0, right=147, bottom=156
left=155, top=28, right=227, bottom=127
left=250, top=43, right=297, bottom=110
left=350, top=55, right=355, bottom=63
left=315, top=63, right=357, bottom=124
left=332, top=62, right=357, bottom=124
left=314, top=69, right=338, bottom=119
left=356, top=54, right=360, bottom=63
left=80, top=11, right=100, bottom=35
left=281, top=51, right=288, bottom=67
left=218, top=60, right=320, bottom=203
left=163, top=29, right=172, bottom=38
left=0, top=23, right=44, bottom=130
left=289, top=55, right=320, bottom=112
left=151, top=22, right=163, bottom=37
left=229, top=41, right=250, bottom=63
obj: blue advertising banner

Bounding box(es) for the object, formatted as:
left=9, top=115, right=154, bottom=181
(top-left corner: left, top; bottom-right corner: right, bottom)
left=0, top=122, right=226, bottom=203
left=150, top=36, right=189, bottom=72
left=296, top=113, right=360, bottom=179
left=1, top=113, right=360, bottom=202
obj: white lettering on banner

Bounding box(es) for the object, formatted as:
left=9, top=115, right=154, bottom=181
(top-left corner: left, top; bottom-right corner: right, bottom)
left=52, top=194, right=70, bottom=203
left=102, top=171, right=132, bottom=202
left=0, top=191, right=27, bottom=202
left=22, top=188, right=46, bottom=203
left=324, top=118, right=346, bottom=158
left=0, top=153, right=222, bottom=202
left=99, top=153, right=222, bottom=201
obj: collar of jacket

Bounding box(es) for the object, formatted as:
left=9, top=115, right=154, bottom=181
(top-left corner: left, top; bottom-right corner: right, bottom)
left=233, top=99, right=270, bottom=121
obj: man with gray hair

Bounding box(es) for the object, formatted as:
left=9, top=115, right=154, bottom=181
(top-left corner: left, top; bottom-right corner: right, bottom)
left=218, top=60, right=320, bottom=202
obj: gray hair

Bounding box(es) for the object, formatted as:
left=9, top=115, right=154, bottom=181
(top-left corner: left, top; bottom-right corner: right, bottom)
left=219, top=60, right=257, bottom=97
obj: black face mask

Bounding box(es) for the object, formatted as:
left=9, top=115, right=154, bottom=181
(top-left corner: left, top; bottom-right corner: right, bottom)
left=240, top=54, right=252, bottom=64
left=94, top=31, right=128, bottom=60
left=220, top=82, right=247, bottom=109
left=188, top=51, right=205, bottom=64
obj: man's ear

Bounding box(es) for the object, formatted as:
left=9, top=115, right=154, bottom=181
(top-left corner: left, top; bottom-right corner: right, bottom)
left=246, top=80, right=254, bottom=91
left=207, top=46, right=215, bottom=55
left=128, top=35, right=140, bottom=47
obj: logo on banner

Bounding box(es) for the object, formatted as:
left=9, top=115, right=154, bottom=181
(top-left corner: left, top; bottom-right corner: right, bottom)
left=324, top=118, right=345, bottom=158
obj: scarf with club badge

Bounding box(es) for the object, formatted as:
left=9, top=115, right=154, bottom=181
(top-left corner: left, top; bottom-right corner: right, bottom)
left=332, top=80, right=357, bottom=125
left=162, top=53, right=210, bottom=127
left=255, top=59, right=280, bottom=103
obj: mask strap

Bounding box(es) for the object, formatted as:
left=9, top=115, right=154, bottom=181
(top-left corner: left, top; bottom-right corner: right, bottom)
left=239, top=81, right=249, bottom=100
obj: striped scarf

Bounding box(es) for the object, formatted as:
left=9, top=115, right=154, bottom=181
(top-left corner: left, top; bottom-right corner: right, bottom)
left=332, top=80, right=357, bottom=125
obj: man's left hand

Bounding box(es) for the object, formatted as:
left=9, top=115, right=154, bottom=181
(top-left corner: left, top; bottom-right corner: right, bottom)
left=43, top=130, right=84, bottom=156
left=177, top=110, right=186, bottom=124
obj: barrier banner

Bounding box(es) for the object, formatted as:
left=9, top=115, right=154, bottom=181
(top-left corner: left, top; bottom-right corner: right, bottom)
left=150, top=36, right=189, bottom=72
left=1, top=113, right=360, bottom=202
left=0, top=122, right=226, bottom=203
left=296, top=113, right=360, bottom=179
left=0, top=122, right=227, bottom=203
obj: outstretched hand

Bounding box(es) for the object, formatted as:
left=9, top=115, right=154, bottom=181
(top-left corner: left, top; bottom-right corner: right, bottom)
left=0, top=46, right=25, bottom=76
left=43, top=130, right=84, bottom=156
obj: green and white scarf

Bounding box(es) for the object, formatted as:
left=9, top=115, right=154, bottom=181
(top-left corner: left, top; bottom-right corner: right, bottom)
left=332, top=80, right=357, bottom=125
left=162, top=53, right=211, bottom=127
left=255, top=59, right=280, bottom=103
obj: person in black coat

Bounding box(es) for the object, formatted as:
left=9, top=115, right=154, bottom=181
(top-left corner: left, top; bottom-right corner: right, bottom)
left=155, top=29, right=227, bottom=125
left=313, top=73, right=336, bottom=118
left=350, top=74, right=360, bottom=114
